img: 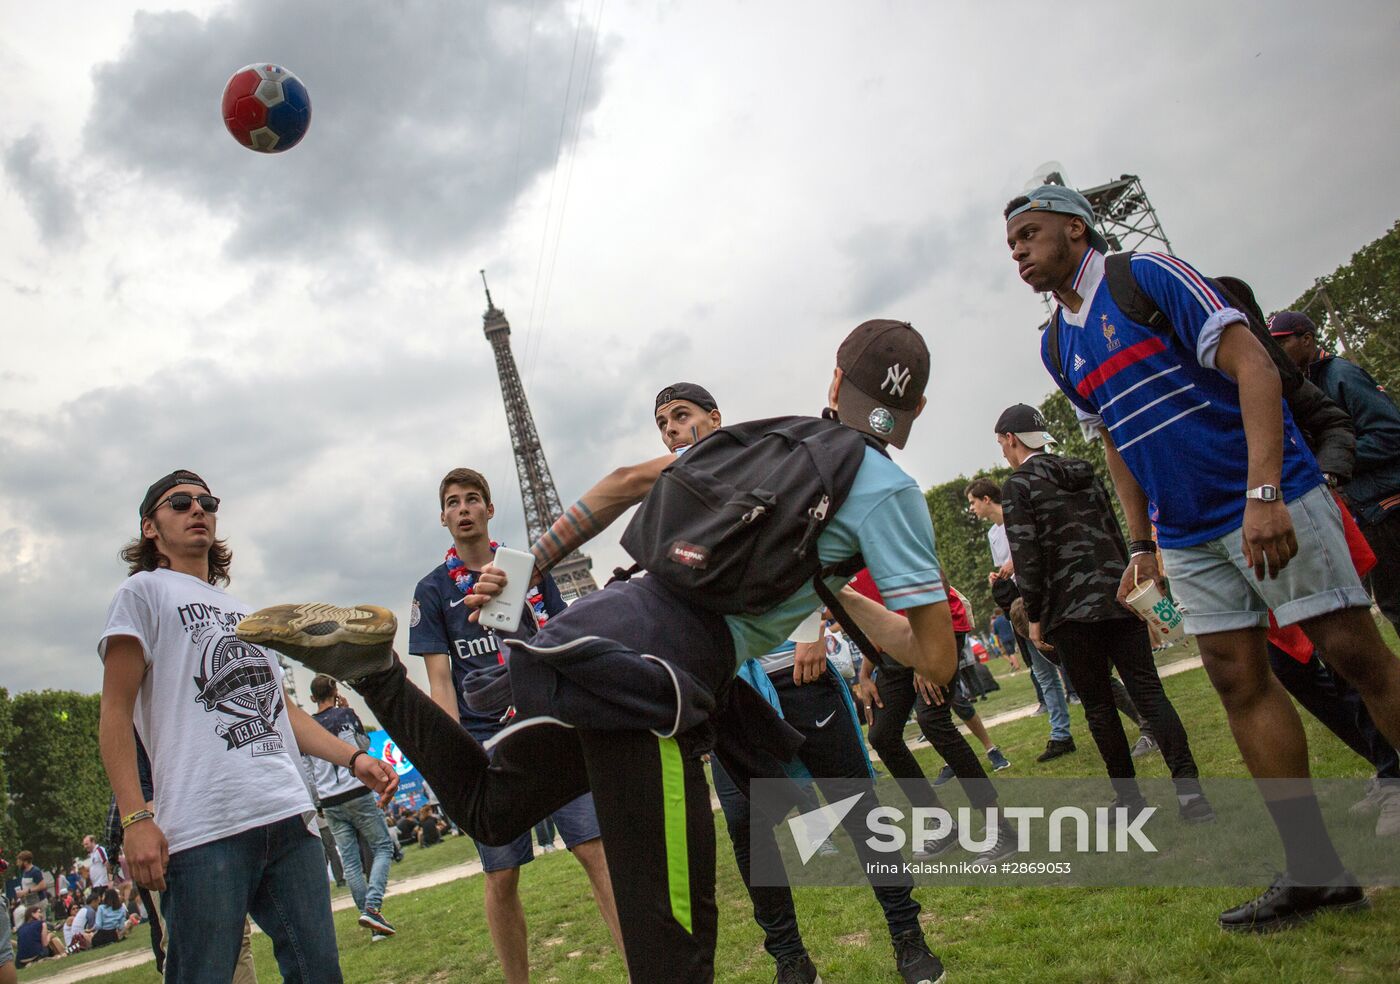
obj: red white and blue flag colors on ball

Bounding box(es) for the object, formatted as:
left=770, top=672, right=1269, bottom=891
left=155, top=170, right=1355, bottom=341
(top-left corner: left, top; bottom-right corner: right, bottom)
left=221, top=64, right=311, bottom=153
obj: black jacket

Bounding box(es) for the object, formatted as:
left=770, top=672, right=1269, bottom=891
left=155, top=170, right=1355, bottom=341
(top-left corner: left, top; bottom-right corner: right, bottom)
left=1001, top=453, right=1130, bottom=634
left=1310, top=355, right=1400, bottom=523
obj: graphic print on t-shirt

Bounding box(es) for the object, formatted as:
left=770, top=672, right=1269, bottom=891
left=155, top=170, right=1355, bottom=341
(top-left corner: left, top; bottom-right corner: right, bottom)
left=185, top=603, right=287, bottom=756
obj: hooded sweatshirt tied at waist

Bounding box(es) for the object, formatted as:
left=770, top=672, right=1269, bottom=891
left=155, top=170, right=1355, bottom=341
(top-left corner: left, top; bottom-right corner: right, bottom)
left=1001, top=452, right=1132, bottom=634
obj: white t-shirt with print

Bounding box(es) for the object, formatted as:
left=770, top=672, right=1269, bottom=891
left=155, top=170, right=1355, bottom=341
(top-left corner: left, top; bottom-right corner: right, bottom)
left=98, top=569, right=313, bottom=855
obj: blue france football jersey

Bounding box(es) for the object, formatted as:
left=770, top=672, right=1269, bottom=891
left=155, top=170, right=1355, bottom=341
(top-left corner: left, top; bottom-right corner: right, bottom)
left=409, top=565, right=566, bottom=737
left=1043, top=249, right=1321, bottom=548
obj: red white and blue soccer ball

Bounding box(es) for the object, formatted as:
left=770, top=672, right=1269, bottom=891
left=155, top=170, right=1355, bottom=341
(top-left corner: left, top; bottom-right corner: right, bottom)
left=221, top=64, right=311, bottom=153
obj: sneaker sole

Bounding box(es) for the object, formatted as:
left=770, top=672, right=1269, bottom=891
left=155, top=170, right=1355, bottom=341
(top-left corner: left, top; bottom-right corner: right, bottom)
left=358, top=913, right=396, bottom=935
left=991, top=761, right=1013, bottom=772
left=1219, top=895, right=1371, bottom=933
left=236, top=604, right=396, bottom=678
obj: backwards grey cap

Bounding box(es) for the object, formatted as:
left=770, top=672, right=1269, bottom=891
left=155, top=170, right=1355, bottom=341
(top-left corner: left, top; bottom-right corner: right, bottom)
left=1008, top=185, right=1111, bottom=255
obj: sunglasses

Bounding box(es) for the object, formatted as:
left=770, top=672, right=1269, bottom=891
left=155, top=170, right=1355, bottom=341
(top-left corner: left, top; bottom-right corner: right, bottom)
left=152, top=493, right=221, bottom=514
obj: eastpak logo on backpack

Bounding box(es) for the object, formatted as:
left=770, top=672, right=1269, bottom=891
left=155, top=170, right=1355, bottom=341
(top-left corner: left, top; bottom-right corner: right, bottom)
left=668, top=541, right=710, bottom=569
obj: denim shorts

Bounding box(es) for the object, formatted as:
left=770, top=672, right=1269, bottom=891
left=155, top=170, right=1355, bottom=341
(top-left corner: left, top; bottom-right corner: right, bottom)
left=473, top=791, right=601, bottom=873
left=1162, top=484, right=1372, bottom=635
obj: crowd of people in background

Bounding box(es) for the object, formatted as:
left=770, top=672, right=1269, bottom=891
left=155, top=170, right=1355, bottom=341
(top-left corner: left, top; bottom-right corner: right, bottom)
left=2, top=842, right=147, bottom=972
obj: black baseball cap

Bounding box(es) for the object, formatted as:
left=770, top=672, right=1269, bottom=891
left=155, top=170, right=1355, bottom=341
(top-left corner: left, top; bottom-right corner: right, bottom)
left=994, top=404, right=1056, bottom=449
left=654, top=383, right=718, bottom=414
left=835, top=320, right=929, bottom=449
left=139, top=469, right=211, bottom=519
left=1267, top=311, right=1318, bottom=338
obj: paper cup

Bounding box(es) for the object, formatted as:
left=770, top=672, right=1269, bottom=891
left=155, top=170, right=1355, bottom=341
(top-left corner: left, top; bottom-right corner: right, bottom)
left=788, top=609, right=824, bottom=644
left=1124, top=572, right=1187, bottom=644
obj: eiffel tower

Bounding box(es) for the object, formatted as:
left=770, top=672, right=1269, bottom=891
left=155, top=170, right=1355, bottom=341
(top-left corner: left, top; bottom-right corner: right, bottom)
left=480, top=272, right=598, bottom=602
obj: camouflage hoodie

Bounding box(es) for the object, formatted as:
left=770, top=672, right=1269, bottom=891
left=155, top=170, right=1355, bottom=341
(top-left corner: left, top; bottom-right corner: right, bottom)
left=1001, top=452, right=1130, bottom=634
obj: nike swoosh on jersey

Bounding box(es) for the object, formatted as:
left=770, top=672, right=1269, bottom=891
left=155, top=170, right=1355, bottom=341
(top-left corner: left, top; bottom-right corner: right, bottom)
left=814, top=711, right=836, bottom=728
left=449, top=596, right=469, bottom=608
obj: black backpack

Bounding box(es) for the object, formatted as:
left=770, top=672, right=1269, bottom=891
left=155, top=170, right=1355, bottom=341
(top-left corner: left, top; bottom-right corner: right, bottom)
left=618, top=413, right=891, bottom=656
left=1045, top=251, right=1309, bottom=400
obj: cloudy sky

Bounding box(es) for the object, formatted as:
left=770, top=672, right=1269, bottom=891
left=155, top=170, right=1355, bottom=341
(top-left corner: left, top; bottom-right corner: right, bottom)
left=3, top=0, right=1398, bottom=714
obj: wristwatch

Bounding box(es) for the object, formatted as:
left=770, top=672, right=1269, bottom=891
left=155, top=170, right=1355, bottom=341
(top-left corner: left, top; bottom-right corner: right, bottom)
left=1245, top=484, right=1280, bottom=502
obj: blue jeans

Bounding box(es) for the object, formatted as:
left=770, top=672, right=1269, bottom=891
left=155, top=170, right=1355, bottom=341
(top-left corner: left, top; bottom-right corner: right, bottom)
left=163, top=814, right=341, bottom=984
left=323, top=792, right=394, bottom=914
left=1027, top=641, right=1072, bottom=741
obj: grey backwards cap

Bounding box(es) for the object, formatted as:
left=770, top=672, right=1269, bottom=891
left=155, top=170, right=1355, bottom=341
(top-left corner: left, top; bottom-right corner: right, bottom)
left=1008, top=185, right=1111, bottom=255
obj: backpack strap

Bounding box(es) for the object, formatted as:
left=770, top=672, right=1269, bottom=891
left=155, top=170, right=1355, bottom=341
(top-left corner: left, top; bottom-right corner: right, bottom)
left=607, top=563, right=642, bottom=586
left=1045, top=314, right=1062, bottom=379
left=1103, top=251, right=1169, bottom=330
left=809, top=559, right=884, bottom=668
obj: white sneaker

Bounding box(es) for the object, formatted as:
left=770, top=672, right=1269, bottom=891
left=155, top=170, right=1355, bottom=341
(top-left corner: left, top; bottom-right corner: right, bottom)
left=1376, top=783, right=1400, bottom=838
left=1350, top=778, right=1383, bottom=816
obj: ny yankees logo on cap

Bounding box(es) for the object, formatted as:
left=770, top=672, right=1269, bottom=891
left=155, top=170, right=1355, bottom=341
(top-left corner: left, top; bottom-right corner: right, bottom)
left=882, top=363, right=912, bottom=398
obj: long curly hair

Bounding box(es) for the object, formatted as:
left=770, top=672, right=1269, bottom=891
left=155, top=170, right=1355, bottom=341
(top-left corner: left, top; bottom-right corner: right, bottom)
left=120, top=526, right=232, bottom=586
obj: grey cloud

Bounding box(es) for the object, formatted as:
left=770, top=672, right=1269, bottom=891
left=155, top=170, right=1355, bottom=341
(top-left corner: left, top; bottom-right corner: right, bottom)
left=3, top=133, right=83, bottom=246
left=841, top=206, right=997, bottom=316
left=85, top=0, right=612, bottom=262
left=0, top=325, right=668, bottom=696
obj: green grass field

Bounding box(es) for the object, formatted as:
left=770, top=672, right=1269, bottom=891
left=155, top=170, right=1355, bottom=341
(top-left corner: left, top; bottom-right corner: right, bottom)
left=65, top=653, right=1400, bottom=984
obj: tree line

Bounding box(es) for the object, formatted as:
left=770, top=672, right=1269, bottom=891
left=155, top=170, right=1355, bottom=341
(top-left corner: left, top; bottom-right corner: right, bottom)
left=0, top=689, right=109, bottom=872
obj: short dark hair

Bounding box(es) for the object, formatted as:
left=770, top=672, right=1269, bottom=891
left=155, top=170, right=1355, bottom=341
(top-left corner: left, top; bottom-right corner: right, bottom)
left=309, top=674, right=337, bottom=704
left=965, top=478, right=1002, bottom=503
left=439, top=468, right=491, bottom=509
left=1003, top=195, right=1031, bottom=220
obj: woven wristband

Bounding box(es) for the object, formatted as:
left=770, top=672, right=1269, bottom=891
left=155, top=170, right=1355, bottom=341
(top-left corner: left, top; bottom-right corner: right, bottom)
left=1129, top=539, right=1157, bottom=557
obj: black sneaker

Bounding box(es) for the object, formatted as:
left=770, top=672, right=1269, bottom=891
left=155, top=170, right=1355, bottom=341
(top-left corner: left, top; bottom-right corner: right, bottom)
left=974, top=819, right=1018, bottom=864
left=1036, top=738, right=1076, bottom=763
left=1218, top=872, right=1369, bottom=933
left=358, top=908, right=396, bottom=936
left=912, top=822, right=959, bottom=860
left=1178, top=794, right=1216, bottom=824
left=891, top=930, right=946, bottom=984
left=236, top=604, right=396, bottom=681
left=932, top=764, right=956, bottom=787
left=773, top=952, right=822, bottom=984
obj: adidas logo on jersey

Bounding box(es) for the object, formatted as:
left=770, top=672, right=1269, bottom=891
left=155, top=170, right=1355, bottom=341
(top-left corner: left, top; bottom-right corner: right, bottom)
left=1073, top=354, right=1087, bottom=372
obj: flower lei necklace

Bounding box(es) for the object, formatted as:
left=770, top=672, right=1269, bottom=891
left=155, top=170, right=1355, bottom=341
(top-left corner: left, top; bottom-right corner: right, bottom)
left=444, top=541, right=549, bottom=626
left=444, top=541, right=499, bottom=595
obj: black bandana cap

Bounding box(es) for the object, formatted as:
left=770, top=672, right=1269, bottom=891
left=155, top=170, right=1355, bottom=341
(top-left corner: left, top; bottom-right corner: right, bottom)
left=654, top=382, right=718, bottom=415
left=139, top=470, right=211, bottom=520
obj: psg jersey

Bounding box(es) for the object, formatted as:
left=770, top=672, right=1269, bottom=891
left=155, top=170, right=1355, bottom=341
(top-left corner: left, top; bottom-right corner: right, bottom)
left=408, top=565, right=566, bottom=736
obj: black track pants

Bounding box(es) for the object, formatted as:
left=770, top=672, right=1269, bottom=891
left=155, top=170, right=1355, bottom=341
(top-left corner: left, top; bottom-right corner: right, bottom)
left=352, top=658, right=718, bottom=982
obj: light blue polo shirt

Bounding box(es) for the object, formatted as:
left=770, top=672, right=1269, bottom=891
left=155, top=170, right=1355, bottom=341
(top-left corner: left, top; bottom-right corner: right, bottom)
left=724, top=445, right=946, bottom=663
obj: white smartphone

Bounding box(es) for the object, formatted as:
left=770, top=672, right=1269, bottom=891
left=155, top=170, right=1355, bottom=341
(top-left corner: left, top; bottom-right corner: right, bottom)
left=477, top=547, right=537, bottom=634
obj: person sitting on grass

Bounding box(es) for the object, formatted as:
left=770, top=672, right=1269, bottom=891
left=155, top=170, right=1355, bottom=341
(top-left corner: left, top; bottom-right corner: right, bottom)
left=14, top=908, right=65, bottom=967
left=91, top=888, right=129, bottom=947
left=63, top=906, right=93, bottom=954
left=416, top=806, right=446, bottom=848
